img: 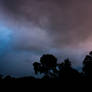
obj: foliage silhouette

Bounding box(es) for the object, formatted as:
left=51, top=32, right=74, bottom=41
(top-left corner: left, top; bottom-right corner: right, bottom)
left=1, top=51, right=92, bottom=80
left=83, top=51, right=92, bottom=79
left=58, top=59, right=81, bottom=80
left=33, top=54, right=58, bottom=79
left=33, top=55, right=81, bottom=80
left=33, top=62, right=41, bottom=74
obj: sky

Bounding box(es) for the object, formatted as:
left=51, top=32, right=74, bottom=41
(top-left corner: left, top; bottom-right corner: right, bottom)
left=0, top=0, right=92, bottom=77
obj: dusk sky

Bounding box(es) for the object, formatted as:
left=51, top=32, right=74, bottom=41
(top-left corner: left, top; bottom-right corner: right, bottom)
left=0, top=0, right=92, bottom=77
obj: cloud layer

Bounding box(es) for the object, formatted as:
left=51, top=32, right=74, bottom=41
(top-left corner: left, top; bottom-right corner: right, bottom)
left=2, top=0, right=92, bottom=47
left=0, top=0, right=92, bottom=76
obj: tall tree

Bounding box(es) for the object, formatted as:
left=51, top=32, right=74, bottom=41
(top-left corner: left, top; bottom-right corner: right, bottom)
left=33, top=54, right=58, bottom=79
left=83, top=51, right=92, bottom=78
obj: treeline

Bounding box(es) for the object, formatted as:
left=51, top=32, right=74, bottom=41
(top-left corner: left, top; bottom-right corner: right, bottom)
left=1, top=51, right=92, bottom=81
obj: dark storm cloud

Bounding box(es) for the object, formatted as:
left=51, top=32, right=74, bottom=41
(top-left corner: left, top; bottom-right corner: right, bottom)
left=1, top=0, right=92, bottom=62
left=2, top=0, right=92, bottom=48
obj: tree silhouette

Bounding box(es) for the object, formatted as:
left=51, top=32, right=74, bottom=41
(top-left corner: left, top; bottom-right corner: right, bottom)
left=59, top=59, right=71, bottom=70
left=2, top=51, right=92, bottom=80
left=33, top=62, right=41, bottom=74
left=83, top=51, right=92, bottom=78
left=58, top=59, right=81, bottom=80
left=33, top=54, right=58, bottom=79
left=33, top=55, right=81, bottom=80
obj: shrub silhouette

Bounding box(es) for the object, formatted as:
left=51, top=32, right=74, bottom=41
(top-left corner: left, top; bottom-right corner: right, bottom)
left=4, top=75, right=15, bottom=80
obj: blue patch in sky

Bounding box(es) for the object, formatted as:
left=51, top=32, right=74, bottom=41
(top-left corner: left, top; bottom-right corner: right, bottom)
left=0, top=26, right=12, bottom=55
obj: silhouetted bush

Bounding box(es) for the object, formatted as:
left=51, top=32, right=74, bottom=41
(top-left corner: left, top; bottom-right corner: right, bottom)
left=4, top=75, right=15, bottom=81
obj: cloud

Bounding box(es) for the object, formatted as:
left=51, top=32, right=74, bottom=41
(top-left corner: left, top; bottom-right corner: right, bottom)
left=12, top=25, right=52, bottom=51
left=2, top=0, right=92, bottom=48
left=0, top=0, right=92, bottom=76
left=1, top=0, right=92, bottom=59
